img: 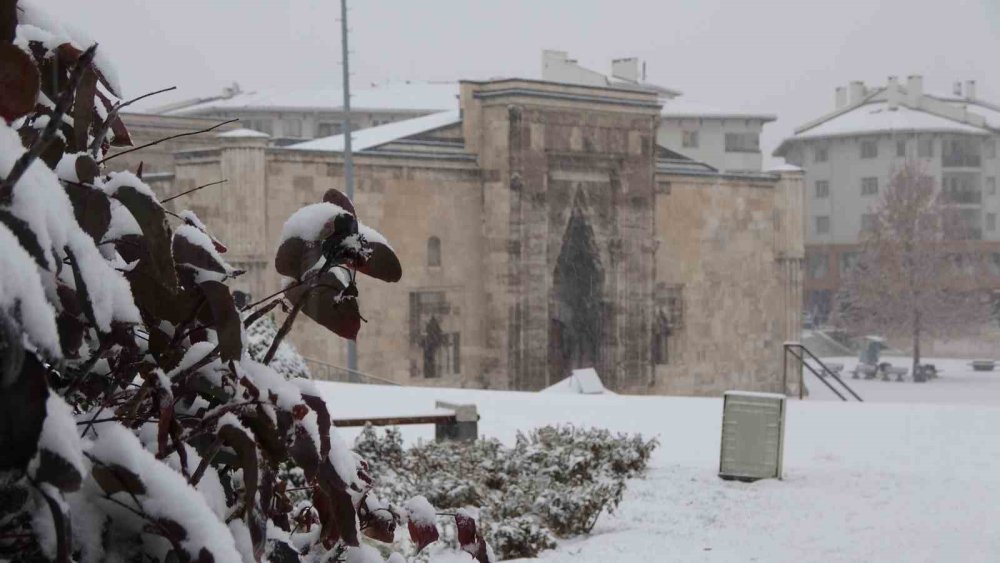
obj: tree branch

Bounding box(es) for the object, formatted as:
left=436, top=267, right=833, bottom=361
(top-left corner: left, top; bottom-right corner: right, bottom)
left=162, top=179, right=227, bottom=203
left=98, top=119, right=239, bottom=164
left=90, top=86, right=177, bottom=157
left=0, top=44, right=98, bottom=202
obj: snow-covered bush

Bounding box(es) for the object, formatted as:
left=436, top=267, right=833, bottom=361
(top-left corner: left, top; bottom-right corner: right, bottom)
left=0, top=3, right=490, bottom=561
left=245, top=314, right=311, bottom=379
left=354, top=425, right=658, bottom=560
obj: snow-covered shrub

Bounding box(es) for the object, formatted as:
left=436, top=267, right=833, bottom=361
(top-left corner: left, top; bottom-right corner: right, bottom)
left=354, top=424, right=658, bottom=559
left=245, top=314, right=311, bottom=379
left=0, top=4, right=490, bottom=561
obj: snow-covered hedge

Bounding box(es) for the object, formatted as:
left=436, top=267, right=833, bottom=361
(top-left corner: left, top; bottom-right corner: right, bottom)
left=245, top=314, right=311, bottom=380
left=353, top=425, right=659, bottom=560
left=0, top=3, right=490, bottom=561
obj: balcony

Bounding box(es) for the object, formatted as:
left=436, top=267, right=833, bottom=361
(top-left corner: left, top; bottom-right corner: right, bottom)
left=940, top=190, right=983, bottom=204
left=942, top=154, right=981, bottom=167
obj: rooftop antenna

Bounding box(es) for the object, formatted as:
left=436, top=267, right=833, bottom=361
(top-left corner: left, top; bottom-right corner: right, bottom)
left=340, top=0, right=358, bottom=376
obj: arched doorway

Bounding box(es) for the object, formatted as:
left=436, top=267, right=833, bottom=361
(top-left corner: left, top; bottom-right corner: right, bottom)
left=550, top=200, right=604, bottom=385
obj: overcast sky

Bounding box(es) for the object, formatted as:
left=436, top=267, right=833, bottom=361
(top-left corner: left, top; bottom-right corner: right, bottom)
left=43, top=0, right=1000, bottom=164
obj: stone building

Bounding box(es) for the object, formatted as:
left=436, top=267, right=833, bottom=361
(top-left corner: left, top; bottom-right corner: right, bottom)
left=774, top=75, right=1000, bottom=325
left=165, top=78, right=804, bottom=396
left=542, top=50, right=776, bottom=172
left=151, top=81, right=457, bottom=144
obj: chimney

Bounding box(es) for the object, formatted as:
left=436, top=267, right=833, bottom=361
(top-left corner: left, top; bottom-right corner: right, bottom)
left=542, top=50, right=570, bottom=79
left=965, top=80, right=977, bottom=101
left=835, top=86, right=847, bottom=109
left=848, top=81, right=867, bottom=104
left=887, top=76, right=899, bottom=109
left=611, top=57, right=640, bottom=83
left=907, top=75, right=923, bottom=106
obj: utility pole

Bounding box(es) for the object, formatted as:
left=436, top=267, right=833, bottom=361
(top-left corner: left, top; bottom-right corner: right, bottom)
left=341, top=0, right=358, bottom=377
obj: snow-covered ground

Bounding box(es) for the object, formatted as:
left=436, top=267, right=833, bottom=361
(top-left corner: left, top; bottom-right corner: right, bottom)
left=805, top=355, right=1000, bottom=405
left=317, top=358, right=1000, bottom=561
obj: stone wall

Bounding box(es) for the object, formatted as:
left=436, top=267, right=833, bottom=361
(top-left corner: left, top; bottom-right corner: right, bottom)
left=651, top=171, right=803, bottom=396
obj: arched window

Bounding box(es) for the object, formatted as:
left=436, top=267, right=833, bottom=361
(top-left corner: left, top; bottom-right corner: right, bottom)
left=427, top=236, right=442, bottom=267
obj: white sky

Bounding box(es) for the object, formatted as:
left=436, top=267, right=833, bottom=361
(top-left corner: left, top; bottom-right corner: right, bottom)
left=42, top=0, right=1000, bottom=164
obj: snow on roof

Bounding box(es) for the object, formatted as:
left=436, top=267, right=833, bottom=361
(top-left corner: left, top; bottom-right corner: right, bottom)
left=791, top=101, right=988, bottom=141
left=541, top=368, right=615, bottom=395
left=661, top=98, right=776, bottom=121
left=164, top=82, right=459, bottom=115
left=217, top=128, right=270, bottom=138
left=288, top=110, right=461, bottom=153
left=768, top=163, right=803, bottom=173
left=941, top=98, right=1000, bottom=129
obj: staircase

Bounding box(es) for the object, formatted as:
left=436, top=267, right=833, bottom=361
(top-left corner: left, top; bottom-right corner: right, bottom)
left=783, top=342, right=863, bottom=402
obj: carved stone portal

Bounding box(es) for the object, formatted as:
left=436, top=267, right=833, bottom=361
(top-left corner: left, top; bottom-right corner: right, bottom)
left=549, top=200, right=604, bottom=384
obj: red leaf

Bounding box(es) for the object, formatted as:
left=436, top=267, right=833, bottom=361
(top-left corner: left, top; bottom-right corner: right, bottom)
left=286, top=273, right=362, bottom=340
left=301, top=394, right=331, bottom=459
left=198, top=280, right=242, bottom=362
left=218, top=422, right=259, bottom=517
left=456, top=511, right=492, bottom=563
left=321, top=188, right=356, bottom=215
left=405, top=497, right=440, bottom=553
left=315, top=460, right=359, bottom=547
left=0, top=44, right=39, bottom=123
left=355, top=240, right=402, bottom=283
left=72, top=66, right=98, bottom=151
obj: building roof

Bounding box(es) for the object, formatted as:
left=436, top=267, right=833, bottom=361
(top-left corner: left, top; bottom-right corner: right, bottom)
left=774, top=98, right=993, bottom=156
left=158, top=81, right=460, bottom=115
left=216, top=128, right=270, bottom=138
left=660, top=98, right=776, bottom=121
left=287, top=110, right=462, bottom=153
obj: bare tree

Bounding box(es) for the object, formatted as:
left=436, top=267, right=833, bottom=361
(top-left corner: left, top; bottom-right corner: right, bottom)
left=837, top=162, right=992, bottom=379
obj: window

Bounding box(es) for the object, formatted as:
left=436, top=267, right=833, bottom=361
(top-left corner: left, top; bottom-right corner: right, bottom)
left=427, top=236, right=441, bottom=267
left=861, top=213, right=878, bottom=232
left=918, top=138, right=934, bottom=158
left=941, top=172, right=981, bottom=204
left=420, top=317, right=460, bottom=378
left=724, top=132, right=760, bottom=153
left=988, top=176, right=996, bottom=196
left=807, top=253, right=829, bottom=279
left=986, top=139, right=996, bottom=159
left=815, top=180, right=830, bottom=198
left=861, top=177, right=878, bottom=196
left=988, top=213, right=997, bottom=232
left=652, top=311, right=671, bottom=365
left=682, top=130, right=699, bottom=148
left=815, top=215, right=831, bottom=235
left=285, top=118, right=302, bottom=138
left=861, top=140, right=878, bottom=159
left=896, top=140, right=906, bottom=157
left=942, top=137, right=982, bottom=167
left=814, top=146, right=828, bottom=163
left=317, top=122, right=341, bottom=137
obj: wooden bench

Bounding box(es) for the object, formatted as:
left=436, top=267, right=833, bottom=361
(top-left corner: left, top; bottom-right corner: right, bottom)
left=332, top=401, right=479, bottom=442
left=971, top=360, right=996, bottom=372
left=883, top=365, right=908, bottom=382
left=853, top=363, right=877, bottom=380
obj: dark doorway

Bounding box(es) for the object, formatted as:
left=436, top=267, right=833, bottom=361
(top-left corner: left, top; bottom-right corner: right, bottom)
left=550, top=201, right=604, bottom=385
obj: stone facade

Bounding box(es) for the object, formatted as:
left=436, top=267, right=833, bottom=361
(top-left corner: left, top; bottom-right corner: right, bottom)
left=167, top=78, right=803, bottom=397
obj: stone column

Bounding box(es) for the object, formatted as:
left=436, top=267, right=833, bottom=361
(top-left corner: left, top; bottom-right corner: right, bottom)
left=772, top=168, right=805, bottom=396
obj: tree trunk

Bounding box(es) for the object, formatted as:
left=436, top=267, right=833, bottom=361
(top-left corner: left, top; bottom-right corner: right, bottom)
left=912, top=309, right=922, bottom=382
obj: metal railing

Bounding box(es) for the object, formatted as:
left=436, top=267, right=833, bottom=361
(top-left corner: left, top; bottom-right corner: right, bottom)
left=783, top=343, right=863, bottom=402
left=302, top=357, right=402, bottom=386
